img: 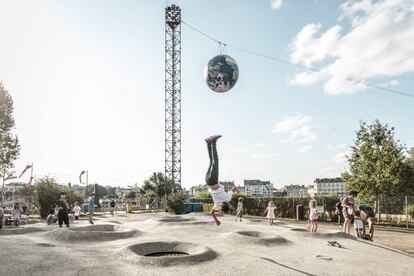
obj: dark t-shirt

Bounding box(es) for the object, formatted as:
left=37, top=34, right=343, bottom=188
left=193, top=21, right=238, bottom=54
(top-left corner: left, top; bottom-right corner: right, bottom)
left=56, top=199, right=68, bottom=212
left=335, top=201, right=342, bottom=211
left=359, top=204, right=375, bottom=218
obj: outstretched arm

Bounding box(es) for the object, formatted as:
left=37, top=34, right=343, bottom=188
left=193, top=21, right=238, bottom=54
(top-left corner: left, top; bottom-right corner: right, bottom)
left=211, top=209, right=221, bottom=226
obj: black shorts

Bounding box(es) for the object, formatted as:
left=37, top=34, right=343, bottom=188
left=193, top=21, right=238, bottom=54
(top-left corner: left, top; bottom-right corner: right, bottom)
left=75, top=216, right=79, bottom=220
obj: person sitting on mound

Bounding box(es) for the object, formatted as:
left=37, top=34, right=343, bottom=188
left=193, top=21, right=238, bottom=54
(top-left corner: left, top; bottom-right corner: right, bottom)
left=205, top=135, right=239, bottom=226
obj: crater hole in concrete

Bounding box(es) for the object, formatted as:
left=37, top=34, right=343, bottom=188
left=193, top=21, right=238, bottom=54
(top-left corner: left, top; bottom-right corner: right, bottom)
left=126, top=241, right=216, bottom=266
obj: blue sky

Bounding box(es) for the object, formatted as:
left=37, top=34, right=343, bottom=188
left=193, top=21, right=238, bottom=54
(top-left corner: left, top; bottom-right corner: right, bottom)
left=1, top=0, right=413, bottom=189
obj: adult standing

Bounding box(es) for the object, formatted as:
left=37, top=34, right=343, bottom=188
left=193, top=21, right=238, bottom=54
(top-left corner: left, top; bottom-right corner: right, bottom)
left=88, top=193, right=95, bottom=224
left=335, top=199, right=344, bottom=226
left=359, top=204, right=375, bottom=240
left=109, top=199, right=116, bottom=215
left=56, top=192, right=69, bottom=228
left=342, top=191, right=356, bottom=234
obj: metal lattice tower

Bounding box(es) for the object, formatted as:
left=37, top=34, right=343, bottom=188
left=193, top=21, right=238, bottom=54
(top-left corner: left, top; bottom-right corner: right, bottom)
left=165, top=5, right=181, bottom=187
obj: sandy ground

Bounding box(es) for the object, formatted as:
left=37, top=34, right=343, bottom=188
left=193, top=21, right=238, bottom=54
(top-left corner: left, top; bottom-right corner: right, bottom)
left=1, top=212, right=413, bottom=276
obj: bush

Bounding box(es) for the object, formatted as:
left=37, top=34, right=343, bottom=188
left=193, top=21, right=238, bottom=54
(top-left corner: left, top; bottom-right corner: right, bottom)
left=35, top=176, right=84, bottom=218
left=164, top=190, right=188, bottom=214
left=35, top=177, right=61, bottom=218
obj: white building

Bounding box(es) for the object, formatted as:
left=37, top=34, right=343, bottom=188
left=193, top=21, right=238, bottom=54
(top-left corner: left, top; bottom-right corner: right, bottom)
left=190, top=184, right=208, bottom=197
left=244, top=180, right=273, bottom=197
left=310, top=177, right=347, bottom=197
left=281, top=184, right=308, bottom=197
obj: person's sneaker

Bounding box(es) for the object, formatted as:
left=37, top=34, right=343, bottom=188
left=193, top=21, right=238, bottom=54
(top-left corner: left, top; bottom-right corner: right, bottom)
left=205, top=135, right=222, bottom=143
left=89, top=220, right=94, bottom=224
left=209, top=135, right=222, bottom=142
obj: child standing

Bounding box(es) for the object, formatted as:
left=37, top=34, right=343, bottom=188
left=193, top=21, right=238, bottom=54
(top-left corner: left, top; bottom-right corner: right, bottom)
left=13, top=203, right=22, bottom=226
left=309, top=199, right=319, bottom=233
left=234, top=197, right=244, bottom=222
left=73, top=202, right=81, bottom=221
left=353, top=210, right=364, bottom=238
left=264, top=201, right=277, bottom=225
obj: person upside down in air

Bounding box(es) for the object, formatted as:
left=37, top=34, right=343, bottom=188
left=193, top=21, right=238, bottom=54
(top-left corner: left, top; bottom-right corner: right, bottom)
left=205, top=135, right=239, bottom=226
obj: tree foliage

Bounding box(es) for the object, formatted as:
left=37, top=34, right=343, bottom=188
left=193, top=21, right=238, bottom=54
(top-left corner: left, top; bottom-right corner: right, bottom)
left=164, top=189, right=188, bottom=214
left=139, top=172, right=178, bottom=199
left=342, top=120, right=414, bottom=199
left=0, top=83, right=20, bottom=170
left=35, top=176, right=83, bottom=218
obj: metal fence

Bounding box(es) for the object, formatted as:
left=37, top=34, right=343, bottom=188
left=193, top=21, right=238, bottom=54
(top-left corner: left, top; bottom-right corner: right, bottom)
left=374, top=195, right=414, bottom=228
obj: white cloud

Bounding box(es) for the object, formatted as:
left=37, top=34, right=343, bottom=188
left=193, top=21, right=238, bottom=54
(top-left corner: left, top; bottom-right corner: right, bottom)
left=326, top=143, right=348, bottom=151
left=271, top=0, right=283, bottom=9
left=298, top=145, right=313, bottom=153
left=273, top=113, right=318, bottom=142
left=333, top=151, right=350, bottom=164
left=288, top=0, right=414, bottom=95
left=252, top=153, right=280, bottom=160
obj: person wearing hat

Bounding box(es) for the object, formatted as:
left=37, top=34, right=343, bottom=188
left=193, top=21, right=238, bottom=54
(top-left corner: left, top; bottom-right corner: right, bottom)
left=56, top=192, right=70, bottom=227
left=88, top=193, right=95, bottom=224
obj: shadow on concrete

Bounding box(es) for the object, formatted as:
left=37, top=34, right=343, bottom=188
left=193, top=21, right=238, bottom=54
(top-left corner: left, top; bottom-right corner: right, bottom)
left=260, top=257, right=317, bottom=276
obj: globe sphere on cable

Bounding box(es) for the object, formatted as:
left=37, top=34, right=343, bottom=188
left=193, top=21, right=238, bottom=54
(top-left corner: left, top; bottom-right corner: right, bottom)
left=204, top=54, right=239, bottom=93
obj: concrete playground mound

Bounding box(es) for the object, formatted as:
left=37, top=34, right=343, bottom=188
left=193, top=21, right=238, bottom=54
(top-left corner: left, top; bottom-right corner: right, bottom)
left=48, top=224, right=139, bottom=242
left=0, top=227, right=47, bottom=235
left=121, top=241, right=217, bottom=267
left=230, top=230, right=291, bottom=246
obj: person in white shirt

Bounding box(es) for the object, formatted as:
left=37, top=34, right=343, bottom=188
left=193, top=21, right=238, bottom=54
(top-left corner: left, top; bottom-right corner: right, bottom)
left=353, top=210, right=364, bottom=238
left=205, top=135, right=239, bottom=226
left=73, top=202, right=81, bottom=221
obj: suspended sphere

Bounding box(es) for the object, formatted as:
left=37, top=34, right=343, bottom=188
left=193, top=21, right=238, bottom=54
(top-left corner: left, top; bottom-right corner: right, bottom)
left=204, top=55, right=239, bottom=93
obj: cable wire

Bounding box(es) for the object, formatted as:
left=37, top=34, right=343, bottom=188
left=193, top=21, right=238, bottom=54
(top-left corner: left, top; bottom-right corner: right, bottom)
left=181, top=20, right=414, bottom=100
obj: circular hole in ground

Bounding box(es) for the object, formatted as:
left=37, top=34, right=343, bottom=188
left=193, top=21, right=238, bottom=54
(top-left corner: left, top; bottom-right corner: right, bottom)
left=36, top=243, right=55, bottom=247
left=145, top=251, right=189, bottom=257
left=124, top=241, right=216, bottom=266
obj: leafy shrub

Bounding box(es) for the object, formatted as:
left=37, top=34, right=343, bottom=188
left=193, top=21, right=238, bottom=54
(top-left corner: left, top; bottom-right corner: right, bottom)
left=35, top=177, right=61, bottom=218
left=164, top=190, right=188, bottom=214
left=35, top=176, right=84, bottom=218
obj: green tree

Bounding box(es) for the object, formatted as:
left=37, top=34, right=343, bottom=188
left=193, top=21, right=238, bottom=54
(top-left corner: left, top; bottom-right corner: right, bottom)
left=139, top=172, right=178, bottom=199
left=85, top=184, right=107, bottom=204
left=35, top=177, right=84, bottom=218
left=0, top=83, right=20, bottom=171
left=35, top=177, right=61, bottom=218
left=61, top=186, right=84, bottom=207
left=16, top=184, right=36, bottom=206
left=342, top=120, right=412, bottom=199
left=164, top=188, right=188, bottom=214
left=126, top=191, right=137, bottom=199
